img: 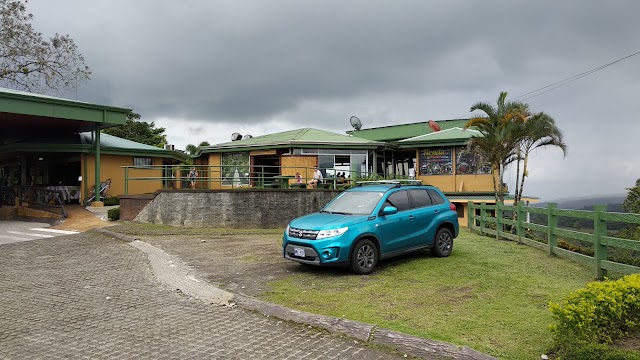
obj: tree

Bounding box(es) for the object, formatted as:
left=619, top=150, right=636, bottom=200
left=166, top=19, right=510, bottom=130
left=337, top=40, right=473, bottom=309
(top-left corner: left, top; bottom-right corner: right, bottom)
left=185, top=141, right=210, bottom=155
left=623, top=179, right=640, bottom=214
left=621, top=179, right=640, bottom=240
left=0, top=0, right=90, bottom=93
left=465, top=92, right=529, bottom=202
left=513, top=112, right=567, bottom=204
left=102, top=112, right=167, bottom=148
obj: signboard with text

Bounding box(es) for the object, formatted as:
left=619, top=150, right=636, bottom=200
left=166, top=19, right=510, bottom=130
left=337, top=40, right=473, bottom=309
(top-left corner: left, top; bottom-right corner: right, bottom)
left=419, top=147, right=452, bottom=175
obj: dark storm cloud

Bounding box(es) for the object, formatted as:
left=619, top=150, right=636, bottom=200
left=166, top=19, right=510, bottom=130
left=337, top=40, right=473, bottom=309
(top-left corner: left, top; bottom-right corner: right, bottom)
left=25, top=0, right=640, bottom=199
left=29, top=1, right=635, bottom=120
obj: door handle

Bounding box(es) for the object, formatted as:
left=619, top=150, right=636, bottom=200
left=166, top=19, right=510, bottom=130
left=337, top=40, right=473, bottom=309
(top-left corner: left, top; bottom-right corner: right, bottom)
left=408, top=215, right=415, bottom=220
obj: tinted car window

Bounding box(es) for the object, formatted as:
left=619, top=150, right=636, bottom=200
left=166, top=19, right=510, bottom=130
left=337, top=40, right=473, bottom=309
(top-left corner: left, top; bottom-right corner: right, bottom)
left=385, top=190, right=410, bottom=211
left=409, top=189, right=433, bottom=208
left=427, top=189, right=445, bottom=204
left=323, top=191, right=384, bottom=215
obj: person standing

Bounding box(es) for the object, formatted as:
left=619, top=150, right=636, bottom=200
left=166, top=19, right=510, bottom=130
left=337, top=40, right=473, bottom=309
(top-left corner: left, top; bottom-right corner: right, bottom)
left=188, top=167, right=198, bottom=189
left=408, top=166, right=416, bottom=180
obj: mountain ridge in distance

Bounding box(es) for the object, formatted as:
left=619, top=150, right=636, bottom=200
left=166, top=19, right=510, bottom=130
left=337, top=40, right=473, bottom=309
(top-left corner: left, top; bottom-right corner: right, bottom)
left=535, top=193, right=626, bottom=210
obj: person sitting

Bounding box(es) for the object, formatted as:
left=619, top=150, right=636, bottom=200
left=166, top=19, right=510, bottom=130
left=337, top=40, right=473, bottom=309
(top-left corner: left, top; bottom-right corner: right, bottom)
left=295, top=172, right=303, bottom=184
left=307, top=166, right=323, bottom=189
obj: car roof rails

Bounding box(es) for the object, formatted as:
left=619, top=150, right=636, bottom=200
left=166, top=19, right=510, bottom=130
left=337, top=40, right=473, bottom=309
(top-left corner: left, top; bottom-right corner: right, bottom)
left=355, top=179, right=424, bottom=188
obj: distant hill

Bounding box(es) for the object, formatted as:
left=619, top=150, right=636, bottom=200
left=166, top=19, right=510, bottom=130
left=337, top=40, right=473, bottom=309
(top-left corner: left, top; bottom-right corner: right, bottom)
left=535, top=194, right=626, bottom=211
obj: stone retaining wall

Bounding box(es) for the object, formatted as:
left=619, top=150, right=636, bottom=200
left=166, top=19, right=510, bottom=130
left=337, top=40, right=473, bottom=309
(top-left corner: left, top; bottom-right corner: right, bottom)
left=130, top=189, right=341, bottom=228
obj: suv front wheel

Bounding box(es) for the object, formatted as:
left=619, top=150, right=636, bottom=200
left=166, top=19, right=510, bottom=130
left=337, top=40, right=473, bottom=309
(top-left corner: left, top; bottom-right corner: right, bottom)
left=431, top=228, right=453, bottom=257
left=349, top=239, right=377, bottom=275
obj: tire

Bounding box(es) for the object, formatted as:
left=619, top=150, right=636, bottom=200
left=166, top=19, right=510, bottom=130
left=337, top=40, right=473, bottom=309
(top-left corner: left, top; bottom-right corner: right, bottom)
left=83, top=197, right=93, bottom=206
left=431, top=228, right=453, bottom=257
left=349, top=239, right=378, bottom=275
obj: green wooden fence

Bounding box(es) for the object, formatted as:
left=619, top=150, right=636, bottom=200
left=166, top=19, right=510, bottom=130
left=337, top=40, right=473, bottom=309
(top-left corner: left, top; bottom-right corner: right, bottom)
left=467, top=201, right=640, bottom=279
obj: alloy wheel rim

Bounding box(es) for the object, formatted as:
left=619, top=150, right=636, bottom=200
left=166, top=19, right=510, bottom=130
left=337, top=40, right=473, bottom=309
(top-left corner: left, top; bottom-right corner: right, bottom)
left=438, top=233, right=452, bottom=253
left=357, top=245, right=375, bottom=269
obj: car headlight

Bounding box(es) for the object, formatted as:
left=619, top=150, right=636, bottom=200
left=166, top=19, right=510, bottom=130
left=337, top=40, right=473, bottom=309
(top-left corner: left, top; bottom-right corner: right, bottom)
left=285, top=225, right=290, bottom=235
left=316, top=226, right=348, bottom=239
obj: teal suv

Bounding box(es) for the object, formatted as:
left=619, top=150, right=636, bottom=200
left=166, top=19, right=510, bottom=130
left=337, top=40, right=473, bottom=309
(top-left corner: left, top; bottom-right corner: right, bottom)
left=282, top=181, right=459, bottom=274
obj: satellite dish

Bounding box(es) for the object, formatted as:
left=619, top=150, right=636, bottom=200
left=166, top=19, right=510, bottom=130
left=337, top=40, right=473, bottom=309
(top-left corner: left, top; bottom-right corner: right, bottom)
left=428, top=120, right=441, bottom=132
left=242, top=134, right=253, bottom=139
left=350, top=116, right=362, bottom=130
left=231, top=132, right=243, bottom=141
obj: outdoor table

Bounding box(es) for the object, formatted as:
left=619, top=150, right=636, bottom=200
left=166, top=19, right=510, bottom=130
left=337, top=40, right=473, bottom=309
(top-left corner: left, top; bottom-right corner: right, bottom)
left=325, top=177, right=338, bottom=189
left=273, top=175, right=295, bottom=189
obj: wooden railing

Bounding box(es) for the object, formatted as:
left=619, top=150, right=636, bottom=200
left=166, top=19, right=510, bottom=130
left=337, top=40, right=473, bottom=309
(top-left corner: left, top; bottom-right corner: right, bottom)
left=0, top=186, right=67, bottom=218
left=467, top=201, right=640, bottom=279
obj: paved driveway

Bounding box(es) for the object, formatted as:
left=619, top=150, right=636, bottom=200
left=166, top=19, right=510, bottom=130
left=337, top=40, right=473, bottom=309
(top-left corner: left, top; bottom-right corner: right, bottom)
left=0, top=232, right=403, bottom=359
left=0, top=220, right=79, bottom=245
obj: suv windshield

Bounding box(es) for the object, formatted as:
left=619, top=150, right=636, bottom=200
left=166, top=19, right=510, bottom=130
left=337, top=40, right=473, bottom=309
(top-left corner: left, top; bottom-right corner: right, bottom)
left=322, top=191, right=384, bottom=215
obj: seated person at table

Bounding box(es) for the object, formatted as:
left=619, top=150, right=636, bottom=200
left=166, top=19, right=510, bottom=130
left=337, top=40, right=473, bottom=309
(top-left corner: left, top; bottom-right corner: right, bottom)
left=307, top=167, right=323, bottom=188
left=295, top=172, right=303, bottom=184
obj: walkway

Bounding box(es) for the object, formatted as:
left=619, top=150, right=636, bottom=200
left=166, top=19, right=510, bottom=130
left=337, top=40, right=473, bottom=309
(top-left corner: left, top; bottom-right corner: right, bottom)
left=0, top=232, right=402, bottom=359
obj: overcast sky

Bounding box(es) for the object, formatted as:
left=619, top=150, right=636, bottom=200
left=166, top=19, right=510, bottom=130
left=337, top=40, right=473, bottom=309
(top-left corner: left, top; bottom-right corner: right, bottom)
left=25, top=0, right=640, bottom=201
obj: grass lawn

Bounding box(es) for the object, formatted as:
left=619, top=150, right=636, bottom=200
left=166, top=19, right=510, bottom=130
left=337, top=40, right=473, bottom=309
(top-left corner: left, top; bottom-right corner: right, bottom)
left=263, top=229, right=595, bottom=360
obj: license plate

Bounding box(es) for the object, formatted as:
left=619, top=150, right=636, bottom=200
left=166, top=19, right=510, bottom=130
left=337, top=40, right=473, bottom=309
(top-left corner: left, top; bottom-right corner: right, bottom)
left=294, top=247, right=305, bottom=257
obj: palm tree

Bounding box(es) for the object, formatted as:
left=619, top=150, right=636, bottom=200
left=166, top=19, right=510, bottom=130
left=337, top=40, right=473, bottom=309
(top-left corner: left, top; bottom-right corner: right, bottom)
left=465, top=92, right=529, bottom=202
left=513, top=112, right=567, bottom=203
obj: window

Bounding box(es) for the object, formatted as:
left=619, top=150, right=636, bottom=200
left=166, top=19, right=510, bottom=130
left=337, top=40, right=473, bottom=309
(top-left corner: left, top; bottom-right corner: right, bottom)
left=454, top=203, right=465, bottom=218
left=133, top=157, right=152, bottom=166
left=427, top=189, right=445, bottom=204
left=409, top=189, right=433, bottom=208
left=385, top=190, right=410, bottom=211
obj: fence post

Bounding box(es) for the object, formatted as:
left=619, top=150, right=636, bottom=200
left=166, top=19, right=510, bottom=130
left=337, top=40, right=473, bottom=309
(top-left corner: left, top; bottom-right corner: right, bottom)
left=480, top=202, right=486, bottom=234
left=467, top=201, right=473, bottom=228
left=593, top=204, right=608, bottom=279
left=547, top=203, right=557, bottom=255
left=124, top=167, right=129, bottom=195
left=496, top=202, right=503, bottom=240
left=516, top=201, right=525, bottom=243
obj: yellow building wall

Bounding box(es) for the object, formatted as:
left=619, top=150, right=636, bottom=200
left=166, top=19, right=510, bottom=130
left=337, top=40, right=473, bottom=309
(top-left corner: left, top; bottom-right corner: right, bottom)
left=208, top=153, right=222, bottom=189
left=81, top=154, right=164, bottom=198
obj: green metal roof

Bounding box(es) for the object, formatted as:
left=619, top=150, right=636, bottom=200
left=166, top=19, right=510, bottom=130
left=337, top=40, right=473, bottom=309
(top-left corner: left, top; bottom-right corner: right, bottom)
left=446, top=194, right=539, bottom=202
left=346, top=119, right=469, bottom=141
left=396, top=127, right=483, bottom=147
left=0, top=87, right=131, bottom=125
left=80, top=133, right=161, bottom=150
left=0, top=132, right=188, bottom=162
left=201, top=128, right=383, bottom=153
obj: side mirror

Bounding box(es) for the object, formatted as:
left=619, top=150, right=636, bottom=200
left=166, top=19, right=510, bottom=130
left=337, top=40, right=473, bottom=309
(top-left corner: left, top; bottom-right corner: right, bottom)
left=381, top=206, right=398, bottom=216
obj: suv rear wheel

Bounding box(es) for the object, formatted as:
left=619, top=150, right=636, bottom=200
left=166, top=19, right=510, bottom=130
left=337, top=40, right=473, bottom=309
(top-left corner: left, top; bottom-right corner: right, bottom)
left=349, top=239, right=377, bottom=275
left=431, top=228, right=453, bottom=257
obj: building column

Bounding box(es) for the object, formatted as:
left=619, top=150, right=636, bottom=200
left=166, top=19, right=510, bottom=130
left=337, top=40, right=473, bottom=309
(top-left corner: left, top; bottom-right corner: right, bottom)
left=93, top=125, right=102, bottom=206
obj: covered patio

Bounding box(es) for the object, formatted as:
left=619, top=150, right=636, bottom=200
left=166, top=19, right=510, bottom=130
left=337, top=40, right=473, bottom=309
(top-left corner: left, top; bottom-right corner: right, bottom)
left=0, top=87, right=131, bottom=207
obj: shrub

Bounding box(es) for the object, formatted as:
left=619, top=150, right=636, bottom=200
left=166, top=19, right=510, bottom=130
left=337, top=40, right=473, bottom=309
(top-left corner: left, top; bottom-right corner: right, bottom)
left=107, top=207, right=120, bottom=221
left=555, top=342, right=640, bottom=360
left=549, top=274, right=640, bottom=346
left=103, top=196, right=120, bottom=206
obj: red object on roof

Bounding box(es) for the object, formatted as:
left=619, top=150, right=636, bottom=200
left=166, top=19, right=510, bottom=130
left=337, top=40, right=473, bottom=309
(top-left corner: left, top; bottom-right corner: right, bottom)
left=428, top=120, right=441, bottom=132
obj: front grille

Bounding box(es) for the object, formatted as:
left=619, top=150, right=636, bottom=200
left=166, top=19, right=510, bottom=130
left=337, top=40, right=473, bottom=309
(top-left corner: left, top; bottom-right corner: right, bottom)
left=288, top=227, right=319, bottom=240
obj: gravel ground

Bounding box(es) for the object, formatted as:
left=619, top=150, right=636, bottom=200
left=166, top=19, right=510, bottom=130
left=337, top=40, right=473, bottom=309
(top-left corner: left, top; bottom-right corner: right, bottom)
left=106, top=223, right=302, bottom=298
